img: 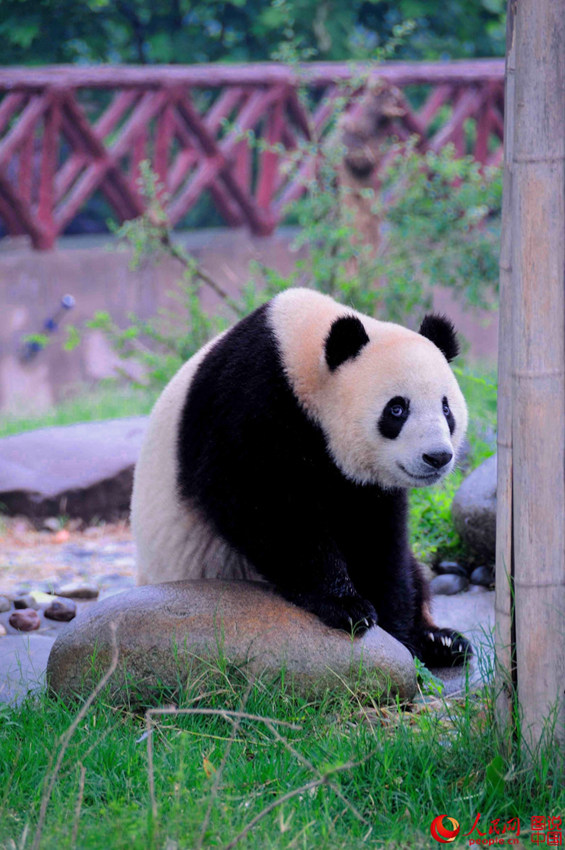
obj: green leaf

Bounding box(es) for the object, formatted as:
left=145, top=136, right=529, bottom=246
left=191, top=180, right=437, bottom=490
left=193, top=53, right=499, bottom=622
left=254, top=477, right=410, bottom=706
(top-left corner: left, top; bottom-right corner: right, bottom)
left=485, top=754, right=506, bottom=797
left=63, top=325, right=81, bottom=352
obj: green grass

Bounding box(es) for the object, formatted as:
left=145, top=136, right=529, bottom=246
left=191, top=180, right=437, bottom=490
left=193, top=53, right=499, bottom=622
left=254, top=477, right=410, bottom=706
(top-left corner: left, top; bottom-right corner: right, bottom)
left=0, top=384, right=157, bottom=438
left=0, top=364, right=560, bottom=848
left=0, top=666, right=562, bottom=850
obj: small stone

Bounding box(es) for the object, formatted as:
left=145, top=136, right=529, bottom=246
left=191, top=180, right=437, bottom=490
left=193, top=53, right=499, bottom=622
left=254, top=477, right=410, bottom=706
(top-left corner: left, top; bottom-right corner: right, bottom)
left=0, top=623, right=6, bottom=636
left=66, top=545, right=96, bottom=558
left=51, top=529, right=70, bottom=544
left=112, top=557, right=135, bottom=568
left=28, top=590, right=56, bottom=607
left=14, top=594, right=39, bottom=610
left=435, top=560, right=468, bottom=578
left=56, top=582, right=99, bottom=600
left=44, top=599, right=77, bottom=622
left=452, top=454, right=497, bottom=563
left=429, top=574, right=469, bottom=596
left=468, top=583, right=488, bottom=594
left=470, top=566, right=495, bottom=587
left=43, top=517, right=62, bottom=532
left=0, top=595, right=11, bottom=613
left=9, top=608, right=41, bottom=631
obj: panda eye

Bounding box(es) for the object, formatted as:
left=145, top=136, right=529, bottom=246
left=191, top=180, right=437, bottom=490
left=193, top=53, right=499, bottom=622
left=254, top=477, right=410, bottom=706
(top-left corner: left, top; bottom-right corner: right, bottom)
left=387, top=397, right=408, bottom=418
left=442, top=397, right=451, bottom=417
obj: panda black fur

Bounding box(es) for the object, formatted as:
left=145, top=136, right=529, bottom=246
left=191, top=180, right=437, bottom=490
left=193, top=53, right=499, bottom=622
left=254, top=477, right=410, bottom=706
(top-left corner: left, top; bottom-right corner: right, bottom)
left=132, top=288, right=472, bottom=667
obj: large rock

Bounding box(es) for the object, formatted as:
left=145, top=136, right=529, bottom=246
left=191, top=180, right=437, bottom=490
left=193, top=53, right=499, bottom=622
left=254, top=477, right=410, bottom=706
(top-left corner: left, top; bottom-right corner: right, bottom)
left=452, top=454, right=497, bottom=564
left=0, top=417, right=147, bottom=521
left=47, top=581, right=417, bottom=704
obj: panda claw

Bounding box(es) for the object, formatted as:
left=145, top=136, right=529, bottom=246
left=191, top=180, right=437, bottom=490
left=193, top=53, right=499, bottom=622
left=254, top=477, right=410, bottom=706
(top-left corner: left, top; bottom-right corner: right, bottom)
left=419, top=627, right=473, bottom=667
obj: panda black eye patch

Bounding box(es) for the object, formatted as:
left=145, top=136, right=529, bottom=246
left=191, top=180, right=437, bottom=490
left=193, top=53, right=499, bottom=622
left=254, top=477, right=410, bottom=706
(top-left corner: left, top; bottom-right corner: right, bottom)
left=442, top=395, right=456, bottom=434
left=378, top=396, right=410, bottom=439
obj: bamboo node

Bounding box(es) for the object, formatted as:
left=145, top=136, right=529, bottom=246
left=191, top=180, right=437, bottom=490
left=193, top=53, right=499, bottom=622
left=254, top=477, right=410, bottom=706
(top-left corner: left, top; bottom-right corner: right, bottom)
left=513, top=153, right=565, bottom=164
left=512, top=368, right=565, bottom=378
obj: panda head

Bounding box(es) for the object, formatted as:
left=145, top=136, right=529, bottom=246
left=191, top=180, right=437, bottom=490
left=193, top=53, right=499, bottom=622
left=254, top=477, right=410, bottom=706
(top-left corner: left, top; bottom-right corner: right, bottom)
left=317, top=311, right=468, bottom=489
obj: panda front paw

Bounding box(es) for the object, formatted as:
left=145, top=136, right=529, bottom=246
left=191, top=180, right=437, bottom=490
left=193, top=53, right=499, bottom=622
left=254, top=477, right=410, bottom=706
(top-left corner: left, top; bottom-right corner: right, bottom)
left=286, top=591, right=378, bottom=636
left=419, top=627, right=473, bottom=667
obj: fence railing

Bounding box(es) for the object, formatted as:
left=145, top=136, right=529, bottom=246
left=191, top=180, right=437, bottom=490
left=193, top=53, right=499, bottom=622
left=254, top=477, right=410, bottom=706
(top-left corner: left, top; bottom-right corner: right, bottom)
left=0, top=60, right=504, bottom=249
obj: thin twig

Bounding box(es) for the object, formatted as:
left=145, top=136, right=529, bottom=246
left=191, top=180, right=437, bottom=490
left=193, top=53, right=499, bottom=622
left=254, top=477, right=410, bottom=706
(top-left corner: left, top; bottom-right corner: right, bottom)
left=0, top=740, right=21, bottom=821
left=146, top=710, right=157, bottom=821
left=146, top=708, right=300, bottom=727
left=71, top=763, right=86, bottom=849
left=18, top=822, right=29, bottom=850
left=222, top=754, right=374, bottom=850
left=32, top=622, right=120, bottom=850
left=161, top=234, right=241, bottom=310
left=196, top=682, right=253, bottom=849
left=264, top=720, right=368, bottom=825
left=145, top=705, right=302, bottom=822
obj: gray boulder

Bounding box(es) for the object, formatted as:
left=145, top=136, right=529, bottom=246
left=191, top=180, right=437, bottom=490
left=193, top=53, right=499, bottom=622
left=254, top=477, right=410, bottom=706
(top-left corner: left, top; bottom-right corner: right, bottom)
left=47, top=580, right=417, bottom=704
left=452, top=454, right=497, bottom=564
left=0, top=417, right=147, bottom=521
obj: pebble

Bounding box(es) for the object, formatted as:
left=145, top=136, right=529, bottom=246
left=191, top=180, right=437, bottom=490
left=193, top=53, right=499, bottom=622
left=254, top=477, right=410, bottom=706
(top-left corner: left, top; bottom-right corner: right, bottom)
left=470, top=566, right=495, bottom=587
left=429, top=574, right=469, bottom=596
left=0, top=596, right=11, bottom=613
left=65, top=546, right=96, bottom=559
left=9, top=608, right=41, bottom=631
left=435, top=560, right=469, bottom=578
left=51, top=529, right=70, bottom=544
left=0, top=623, right=6, bottom=636
left=56, top=582, right=99, bottom=600
left=44, top=599, right=77, bottom=622
left=28, top=590, right=56, bottom=607
left=468, top=583, right=488, bottom=594
left=14, top=594, right=39, bottom=610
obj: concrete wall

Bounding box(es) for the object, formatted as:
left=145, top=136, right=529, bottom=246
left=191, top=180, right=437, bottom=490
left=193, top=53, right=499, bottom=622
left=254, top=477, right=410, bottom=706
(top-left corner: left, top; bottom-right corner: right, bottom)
left=0, top=228, right=497, bottom=414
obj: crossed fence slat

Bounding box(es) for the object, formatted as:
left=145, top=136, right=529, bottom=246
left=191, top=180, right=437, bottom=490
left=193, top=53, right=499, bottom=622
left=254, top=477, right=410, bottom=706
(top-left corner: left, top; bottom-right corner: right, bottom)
left=0, top=60, right=505, bottom=249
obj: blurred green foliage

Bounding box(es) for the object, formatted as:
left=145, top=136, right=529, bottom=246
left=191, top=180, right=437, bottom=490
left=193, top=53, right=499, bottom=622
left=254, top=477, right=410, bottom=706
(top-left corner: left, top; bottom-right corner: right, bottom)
left=289, top=141, right=501, bottom=324
left=70, top=145, right=500, bottom=392
left=0, top=0, right=505, bottom=66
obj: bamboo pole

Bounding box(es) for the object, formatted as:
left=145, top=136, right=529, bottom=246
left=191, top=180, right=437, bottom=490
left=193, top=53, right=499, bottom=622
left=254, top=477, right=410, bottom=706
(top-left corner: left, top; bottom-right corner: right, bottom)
left=508, top=0, right=565, bottom=754
left=494, top=0, right=516, bottom=744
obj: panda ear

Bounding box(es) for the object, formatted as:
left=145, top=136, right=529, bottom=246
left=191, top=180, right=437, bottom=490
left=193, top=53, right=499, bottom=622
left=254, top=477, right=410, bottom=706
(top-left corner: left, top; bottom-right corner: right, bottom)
left=325, top=315, right=370, bottom=372
left=419, top=313, right=460, bottom=362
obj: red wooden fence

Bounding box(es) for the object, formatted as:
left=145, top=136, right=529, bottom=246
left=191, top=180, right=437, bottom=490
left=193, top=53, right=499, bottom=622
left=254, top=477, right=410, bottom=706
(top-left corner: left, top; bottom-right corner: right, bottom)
left=0, top=60, right=504, bottom=249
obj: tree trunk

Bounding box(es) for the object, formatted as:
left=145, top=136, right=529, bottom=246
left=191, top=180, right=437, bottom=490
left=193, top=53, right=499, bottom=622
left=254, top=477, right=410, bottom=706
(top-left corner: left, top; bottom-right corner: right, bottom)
left=504, top=0, right=565, bottom=754
left=337, top=81, right=407, bottom=258
left=494, top=0, right=516, bottom=749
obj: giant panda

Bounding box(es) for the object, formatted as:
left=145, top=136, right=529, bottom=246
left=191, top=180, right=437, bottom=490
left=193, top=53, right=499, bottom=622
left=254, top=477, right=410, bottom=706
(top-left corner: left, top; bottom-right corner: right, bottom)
left=131, top=287, right=472, bottom=667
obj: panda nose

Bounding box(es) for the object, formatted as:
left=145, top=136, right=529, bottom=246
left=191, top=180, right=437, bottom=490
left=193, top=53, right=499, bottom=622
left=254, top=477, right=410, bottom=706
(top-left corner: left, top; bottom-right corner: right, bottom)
left=422, top=450, right=453, bottom=470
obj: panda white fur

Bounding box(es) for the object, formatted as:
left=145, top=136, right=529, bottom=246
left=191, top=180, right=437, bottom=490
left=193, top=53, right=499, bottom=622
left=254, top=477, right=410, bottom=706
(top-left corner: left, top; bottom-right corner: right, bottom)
left=131, top=287, right=471, bottom=666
